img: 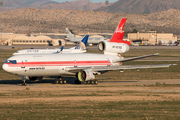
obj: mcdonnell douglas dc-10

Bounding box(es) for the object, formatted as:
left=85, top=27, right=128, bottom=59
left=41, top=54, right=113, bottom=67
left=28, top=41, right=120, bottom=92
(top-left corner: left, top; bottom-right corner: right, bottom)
left=2, top=18, right=176, bottom=86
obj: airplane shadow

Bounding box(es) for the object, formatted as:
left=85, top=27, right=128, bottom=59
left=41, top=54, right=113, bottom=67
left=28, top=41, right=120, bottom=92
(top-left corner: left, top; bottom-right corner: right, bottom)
left=0, top=77, right=77, bottom=85
left=0, top=78, right=137, bottom=86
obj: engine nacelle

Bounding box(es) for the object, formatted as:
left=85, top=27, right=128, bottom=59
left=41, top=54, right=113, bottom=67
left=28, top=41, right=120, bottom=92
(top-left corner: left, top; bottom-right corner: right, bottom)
left=78, top=70, right=95, bottom=82
left=98, top=41, right=129, bottom=54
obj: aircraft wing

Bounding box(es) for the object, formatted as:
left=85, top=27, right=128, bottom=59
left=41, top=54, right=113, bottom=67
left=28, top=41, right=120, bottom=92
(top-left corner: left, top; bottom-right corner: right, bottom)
left=65, top=64, right=176, bottom=73
left=113, top=53, right=159, bottom=63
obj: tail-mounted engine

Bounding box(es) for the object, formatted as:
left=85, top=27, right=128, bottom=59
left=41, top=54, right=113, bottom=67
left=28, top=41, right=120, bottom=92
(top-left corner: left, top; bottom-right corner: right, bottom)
left=77, top=70, right=95, bottom=82
left=98, top=41, right=129, bottom=55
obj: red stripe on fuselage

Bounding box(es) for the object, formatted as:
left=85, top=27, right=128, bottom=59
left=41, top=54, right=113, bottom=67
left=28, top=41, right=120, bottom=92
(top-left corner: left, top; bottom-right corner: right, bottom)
left=7, top=60, right=112, bottom=67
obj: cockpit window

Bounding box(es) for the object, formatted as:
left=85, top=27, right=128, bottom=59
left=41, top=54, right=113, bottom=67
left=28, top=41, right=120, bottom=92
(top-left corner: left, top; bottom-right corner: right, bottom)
left=5, top=60, right=17, bottom=64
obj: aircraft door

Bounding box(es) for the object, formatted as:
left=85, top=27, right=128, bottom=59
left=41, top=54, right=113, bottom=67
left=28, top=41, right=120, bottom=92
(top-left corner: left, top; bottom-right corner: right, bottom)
left=21, top=61, right=28, bottom=76
left=21, top=59, right=34, bottom=76
left=21, top=61, right=25, bottom=68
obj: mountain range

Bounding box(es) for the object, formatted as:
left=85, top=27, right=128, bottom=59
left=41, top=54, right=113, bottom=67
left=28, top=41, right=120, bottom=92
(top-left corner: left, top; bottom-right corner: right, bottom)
left=2, top=0, right=180, bottom=14
left=1, top=0, right=111, bottom=11
left=2, top=8, right=180, bottom=35
left=96, top=0, right=180, bottom=14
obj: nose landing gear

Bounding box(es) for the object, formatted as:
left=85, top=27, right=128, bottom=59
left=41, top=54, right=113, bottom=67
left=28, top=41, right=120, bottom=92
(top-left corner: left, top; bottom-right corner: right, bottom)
left=21, top=77, right=28, bottom=86
left=22, top=80, right=27, bottom=86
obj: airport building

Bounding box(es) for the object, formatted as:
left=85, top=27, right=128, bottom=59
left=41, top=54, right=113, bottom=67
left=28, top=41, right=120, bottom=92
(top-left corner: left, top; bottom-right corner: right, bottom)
left=0, top=33, right=67, bottom=46
left=128, top=31, right=177, bottom=45
left=0, top=33, right=128, bottom=46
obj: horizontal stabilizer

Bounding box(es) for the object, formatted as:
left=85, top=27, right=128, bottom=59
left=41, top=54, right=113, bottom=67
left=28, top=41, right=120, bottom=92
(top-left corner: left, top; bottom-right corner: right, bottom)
left=113, top=53, right=159, bottom=63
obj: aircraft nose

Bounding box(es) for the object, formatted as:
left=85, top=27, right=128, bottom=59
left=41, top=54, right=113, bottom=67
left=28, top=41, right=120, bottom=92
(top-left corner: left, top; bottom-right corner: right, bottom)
left=2, top=63, right=9, bottom=72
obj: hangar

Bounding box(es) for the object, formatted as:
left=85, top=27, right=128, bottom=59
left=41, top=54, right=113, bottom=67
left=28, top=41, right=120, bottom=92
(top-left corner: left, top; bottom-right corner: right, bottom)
left=128, top=31, right=177, bottom=45
left=0, top=33, right=67, bottom=46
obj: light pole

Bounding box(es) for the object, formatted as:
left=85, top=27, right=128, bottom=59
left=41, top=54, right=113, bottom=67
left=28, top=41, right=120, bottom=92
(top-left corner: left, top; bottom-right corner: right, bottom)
left=105, top=0, right=109, bottom=39
left=0, top=2, right=3, bottom=45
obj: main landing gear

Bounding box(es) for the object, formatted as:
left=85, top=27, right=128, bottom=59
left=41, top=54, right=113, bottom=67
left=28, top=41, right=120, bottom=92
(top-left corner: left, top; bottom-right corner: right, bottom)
left=55, top=77, right=66, bottom=84
left=75, top=80, right=98, bottom=85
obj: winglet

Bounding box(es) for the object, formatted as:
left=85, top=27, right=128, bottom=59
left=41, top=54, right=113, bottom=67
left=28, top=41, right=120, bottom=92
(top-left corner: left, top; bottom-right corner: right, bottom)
left=109, top=18, right=130, bottom=45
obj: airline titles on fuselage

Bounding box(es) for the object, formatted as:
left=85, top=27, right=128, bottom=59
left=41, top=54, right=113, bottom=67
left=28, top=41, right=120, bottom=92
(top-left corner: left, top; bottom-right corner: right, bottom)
left=27, top=50, right=40, bottom=53
left=29, top=67, right=45, bottom=70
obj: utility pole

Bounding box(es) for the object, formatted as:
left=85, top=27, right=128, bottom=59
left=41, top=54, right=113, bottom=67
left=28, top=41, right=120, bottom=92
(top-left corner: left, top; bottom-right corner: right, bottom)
left=0, top=2, right=3, bottom=45
left=105, top=0, right=109, bottom=39
left=156, top=17, right=157, bottom=44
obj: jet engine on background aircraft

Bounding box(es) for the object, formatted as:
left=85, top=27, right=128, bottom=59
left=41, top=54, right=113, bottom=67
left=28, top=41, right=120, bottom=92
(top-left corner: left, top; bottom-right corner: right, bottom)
left=77, top=70, right=95, bottom=82
left=98, top=41, right=129, bottom=54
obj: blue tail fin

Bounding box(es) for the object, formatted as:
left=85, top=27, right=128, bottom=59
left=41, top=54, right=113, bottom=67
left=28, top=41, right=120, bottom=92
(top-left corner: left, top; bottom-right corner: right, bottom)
left=81, top=35, right=89, bottom=47
left=74, top=35, right=89, bottom=49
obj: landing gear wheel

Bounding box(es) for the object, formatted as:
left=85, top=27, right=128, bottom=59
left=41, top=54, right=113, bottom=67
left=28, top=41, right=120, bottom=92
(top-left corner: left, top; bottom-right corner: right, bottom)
left=94, top=80, right=98, bottom=85
left=84, top=81, right=88, bottom=85
left=63, top=80, right=66, bottom=84
left=55, top=80, right=59, bottom=84
left=91, top=80, right=94, bottom=85
left=59, top=80, right=63, bottom=84
left=22, top=80, right=27, bottom=86
left=22, top=82, right=27, bottom=86
left=87, top=81, right=91, bottom=84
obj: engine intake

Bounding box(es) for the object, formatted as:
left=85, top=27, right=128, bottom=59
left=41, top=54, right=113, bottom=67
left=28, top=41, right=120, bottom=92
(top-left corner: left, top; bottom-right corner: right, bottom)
left=78, top=70, right=95, bottom=82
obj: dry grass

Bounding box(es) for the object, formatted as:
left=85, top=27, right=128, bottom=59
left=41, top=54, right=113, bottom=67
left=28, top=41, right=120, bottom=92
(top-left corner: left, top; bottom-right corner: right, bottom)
left=0, top=48, right=180, bottom=119
left=0, top=84, right=180, bottom=119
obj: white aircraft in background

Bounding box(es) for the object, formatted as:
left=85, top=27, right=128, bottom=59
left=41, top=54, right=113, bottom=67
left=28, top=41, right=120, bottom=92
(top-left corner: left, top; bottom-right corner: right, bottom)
left=13, top=35, right=89, bottom=55
left=65, top=28, right=105, bottom=45
left=2, top=18, right=176, bottom=86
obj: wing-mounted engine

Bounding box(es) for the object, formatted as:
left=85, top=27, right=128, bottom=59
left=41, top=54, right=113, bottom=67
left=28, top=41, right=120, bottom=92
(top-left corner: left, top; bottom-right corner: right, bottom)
left=77, top=70, right=95, bottom=82
left=98, top=41, right=129, bottom=56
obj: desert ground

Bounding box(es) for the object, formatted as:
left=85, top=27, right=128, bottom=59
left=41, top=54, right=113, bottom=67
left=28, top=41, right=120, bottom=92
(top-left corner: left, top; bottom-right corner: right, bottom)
left=0, top=46, right=180, bottom=119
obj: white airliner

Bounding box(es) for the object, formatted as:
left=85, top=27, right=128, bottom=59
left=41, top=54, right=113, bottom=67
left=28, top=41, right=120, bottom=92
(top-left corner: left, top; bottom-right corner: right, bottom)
left=2, top=18, right=176, bottom=86
left=13, top=35, right=89, bottom=55
left=65, top=28, right=105, bottom=45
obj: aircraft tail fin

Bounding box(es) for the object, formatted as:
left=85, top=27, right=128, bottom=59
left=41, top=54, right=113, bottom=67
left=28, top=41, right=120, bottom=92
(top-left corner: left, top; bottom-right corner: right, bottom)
left=109, top=18, right=130, bottom=45
left=57, top=46, right=64, bottom=53
left=65, top=28, right=72, bottom=34
left=74, top=35, right=89, bottom=50
left=65, top=28, right=75, bottom=38
left=81, top=35, right=89, bottom=47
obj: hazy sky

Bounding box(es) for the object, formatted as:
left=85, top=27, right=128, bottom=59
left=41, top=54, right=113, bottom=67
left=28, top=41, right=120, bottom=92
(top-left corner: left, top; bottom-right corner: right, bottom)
left=53, top=0, right=118, bottom=3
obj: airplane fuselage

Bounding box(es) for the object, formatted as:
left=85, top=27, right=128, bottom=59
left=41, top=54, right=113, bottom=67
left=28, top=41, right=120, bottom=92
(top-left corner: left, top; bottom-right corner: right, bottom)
left=3, top=53, right=123, bottom=77
left=69, top=37, right=105, bottom=45
left=13, top=49, right=86, bottom=55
